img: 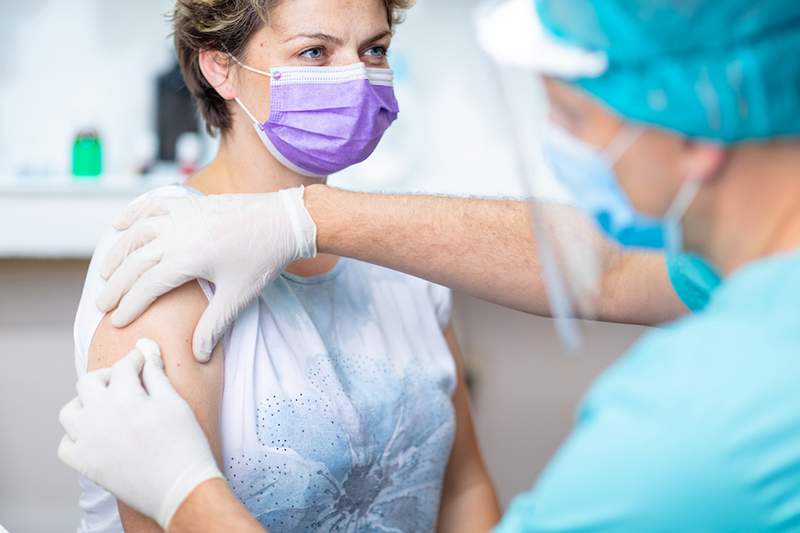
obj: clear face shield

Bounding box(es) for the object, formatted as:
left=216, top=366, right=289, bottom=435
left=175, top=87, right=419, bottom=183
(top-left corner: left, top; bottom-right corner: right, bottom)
left=474, top=0, right=623, bottom=351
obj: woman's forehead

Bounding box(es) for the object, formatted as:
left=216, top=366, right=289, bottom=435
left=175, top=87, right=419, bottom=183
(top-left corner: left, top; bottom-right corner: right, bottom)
left=268, top=0, right=391, bottom=35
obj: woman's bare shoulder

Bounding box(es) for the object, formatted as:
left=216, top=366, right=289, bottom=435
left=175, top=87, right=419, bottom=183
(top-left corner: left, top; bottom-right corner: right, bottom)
left=90, top=281, right=202, bottom=361
left=89, top=281, right=224, bottom=531
left=88, top=280, right=222, bottom=393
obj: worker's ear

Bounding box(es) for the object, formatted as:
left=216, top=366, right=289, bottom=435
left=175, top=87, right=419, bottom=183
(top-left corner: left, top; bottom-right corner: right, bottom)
left=198, top=49, right=238, bottom=100
left=683, top=141, right=728, bottom=183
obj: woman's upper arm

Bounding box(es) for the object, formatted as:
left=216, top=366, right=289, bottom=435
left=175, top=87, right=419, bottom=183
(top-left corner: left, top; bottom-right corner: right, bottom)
left=437, top=325, right=500, bottom=532
left=88, top=281, right=224, bottom=532
left=442, top=325, right=493, bottom=488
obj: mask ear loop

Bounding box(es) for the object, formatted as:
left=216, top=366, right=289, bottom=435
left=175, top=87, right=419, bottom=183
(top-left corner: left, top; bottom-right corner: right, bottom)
left=605, top=125, right=702, bottom=254
left=228, top=54, right=272, bottom=126
left=229, top=54, right=272, bottom=78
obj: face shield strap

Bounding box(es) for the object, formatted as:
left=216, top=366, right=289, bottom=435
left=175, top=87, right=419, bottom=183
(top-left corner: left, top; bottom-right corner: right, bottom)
left=489, top=72, right=587, bottom=351
left=529, top=205, right=585, bottom=352
left=478, top=0, right=623, bottom=354
left=604, top=126, right=642, bottom=164
left=664, top=177, right=703, bottom=255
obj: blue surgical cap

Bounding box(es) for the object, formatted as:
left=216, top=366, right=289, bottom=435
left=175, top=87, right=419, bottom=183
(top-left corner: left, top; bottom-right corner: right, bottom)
left=535, top=0, right=800, bottom=144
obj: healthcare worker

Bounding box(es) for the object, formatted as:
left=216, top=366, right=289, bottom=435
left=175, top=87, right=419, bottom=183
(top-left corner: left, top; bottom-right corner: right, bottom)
left=58, top=0, right=800, bottom=531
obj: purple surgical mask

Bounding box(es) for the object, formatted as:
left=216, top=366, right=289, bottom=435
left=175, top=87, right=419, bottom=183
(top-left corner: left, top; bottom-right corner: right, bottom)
left=231, top=57, right=399, bottom=178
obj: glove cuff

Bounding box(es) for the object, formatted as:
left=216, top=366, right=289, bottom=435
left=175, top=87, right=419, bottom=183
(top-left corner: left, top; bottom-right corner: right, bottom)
left=281, top=186, right=318, bottom=260
left=158, top=462, right=224, bottom=531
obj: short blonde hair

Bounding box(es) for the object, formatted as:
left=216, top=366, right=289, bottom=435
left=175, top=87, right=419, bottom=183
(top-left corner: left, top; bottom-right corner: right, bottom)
left=173, top=0, right=414, bottom=135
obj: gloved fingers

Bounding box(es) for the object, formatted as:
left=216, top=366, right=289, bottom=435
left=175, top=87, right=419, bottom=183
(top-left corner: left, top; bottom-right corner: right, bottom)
left=99, top=217, right=165, bottom=282
left=112, top=197, right=169, bottom=231
left=139, top=340, right=177, bottom=397
left=192, top=287, right=243, bottom=363
left=135, top=338, right=162, bottom=362
left=110, top=262, right=193, bottom=328
left=76, top=368, right=112, bottom=404
left=97, top=244, right=163, bottom=313
left=58, top=396, right=83, bottom=441
left=57, top=433, right=83, bottom=475
left=109, top=347, right=147, bottom=397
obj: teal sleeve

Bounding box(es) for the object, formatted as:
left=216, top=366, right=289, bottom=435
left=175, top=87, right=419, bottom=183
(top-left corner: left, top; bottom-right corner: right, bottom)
left=666, top=253, right=722, bottom=312
left=494, top=336, right=762, bottom=532
left=496, top=252, right=800, bottom=532
left=494, top=416, right=756, bottom=532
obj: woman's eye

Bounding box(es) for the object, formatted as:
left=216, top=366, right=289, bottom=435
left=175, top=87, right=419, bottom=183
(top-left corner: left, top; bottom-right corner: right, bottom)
left=364, top=46, right=388, bottom=58
left=300, top=47, right=324, bottom=60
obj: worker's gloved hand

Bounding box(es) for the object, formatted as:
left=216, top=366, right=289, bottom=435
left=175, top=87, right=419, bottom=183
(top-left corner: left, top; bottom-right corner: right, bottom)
left=96, top=187, right=317, bottom=362
left=58, top=339, right=223, bottom=531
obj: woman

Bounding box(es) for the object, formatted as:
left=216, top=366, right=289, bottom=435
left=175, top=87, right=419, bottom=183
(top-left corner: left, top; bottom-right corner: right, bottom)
left=72, top=0, right=499, bottom=531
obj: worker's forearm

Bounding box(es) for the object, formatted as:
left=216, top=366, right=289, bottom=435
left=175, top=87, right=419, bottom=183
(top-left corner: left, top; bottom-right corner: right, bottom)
left=304, top=185, right=686, bottom=325
left=306, top=184, right=551, bottom=315
left=169, top=479, right=265, bottom=533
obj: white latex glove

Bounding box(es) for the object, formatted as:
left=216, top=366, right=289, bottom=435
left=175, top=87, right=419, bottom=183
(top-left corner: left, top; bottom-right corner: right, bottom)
left=58, top=339, right=223, bottom=530
left=96, top=187, right=317, bottom=362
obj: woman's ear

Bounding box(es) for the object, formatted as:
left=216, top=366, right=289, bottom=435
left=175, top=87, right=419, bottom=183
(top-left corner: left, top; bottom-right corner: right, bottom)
left=198, top=50, right=238, bottom=100
left=684, top=141, right=728, bottom=183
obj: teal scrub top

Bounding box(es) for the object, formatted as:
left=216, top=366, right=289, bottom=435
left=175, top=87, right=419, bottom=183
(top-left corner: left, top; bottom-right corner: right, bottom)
left=495, top=250, right=800, bottom=532
left=667, top=254, right=722, bottom=312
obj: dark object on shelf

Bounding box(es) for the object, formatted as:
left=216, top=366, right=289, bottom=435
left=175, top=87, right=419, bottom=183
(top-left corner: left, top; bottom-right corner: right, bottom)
left=156, top=62, right=200, bottom=162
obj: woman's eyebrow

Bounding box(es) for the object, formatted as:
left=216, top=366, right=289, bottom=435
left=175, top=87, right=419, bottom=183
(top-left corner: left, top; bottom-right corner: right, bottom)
left=282, top=29, right=391, bottom=47
left=283, top=32, right=345, bottom=45
left=359, top=30, right=392, bottom=48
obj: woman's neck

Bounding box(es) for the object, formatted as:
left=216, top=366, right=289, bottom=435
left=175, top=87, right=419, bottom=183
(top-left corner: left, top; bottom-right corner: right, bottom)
left=702, top=141, right=800, bottom=277
left=188, top=123, right=320, bottom=195
left=188, top=122, right=340, bottom=277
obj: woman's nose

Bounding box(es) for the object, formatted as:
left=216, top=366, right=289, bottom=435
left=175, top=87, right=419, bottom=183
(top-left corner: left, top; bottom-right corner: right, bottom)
left=332, top=49, right=364, bottom=66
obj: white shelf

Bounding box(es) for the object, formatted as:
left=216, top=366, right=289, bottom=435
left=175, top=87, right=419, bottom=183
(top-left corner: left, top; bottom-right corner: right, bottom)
left=0, top=174, right=178, bottom=259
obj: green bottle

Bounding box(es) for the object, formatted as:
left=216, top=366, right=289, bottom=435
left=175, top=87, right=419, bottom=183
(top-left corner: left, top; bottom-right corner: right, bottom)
left=72, top=130, right=103, bottom=179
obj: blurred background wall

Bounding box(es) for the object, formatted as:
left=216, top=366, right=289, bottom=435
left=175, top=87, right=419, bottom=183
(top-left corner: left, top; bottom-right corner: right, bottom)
left=0, top=1, right=648, bottom=531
